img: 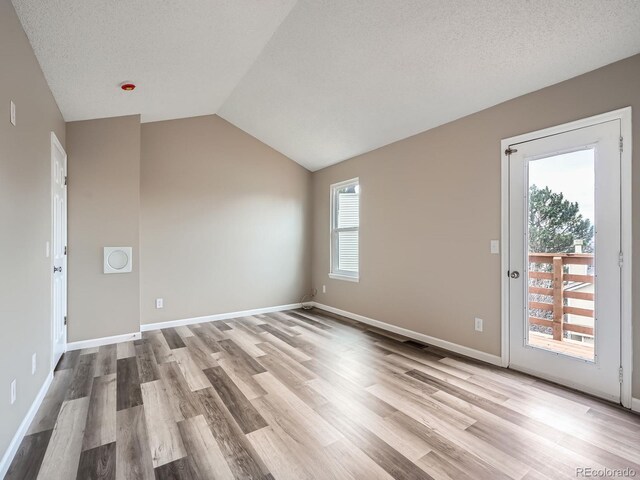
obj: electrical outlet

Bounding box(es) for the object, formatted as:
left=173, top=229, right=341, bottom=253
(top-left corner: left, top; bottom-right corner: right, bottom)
left=490, top=240, right=500, bottom=254
left=474, top=317, right=483, bottom=332
left=10, top=100, right=16, bottom=126
left=10, top=379, right=16, bottom=405
left=32, top=353, right=37, bottom=375
left=155, top=298, right=164, bottom=309
left=322, top=285, right=326, bottom=294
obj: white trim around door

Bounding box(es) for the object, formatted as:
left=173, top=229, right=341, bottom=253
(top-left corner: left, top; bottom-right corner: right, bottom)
left=500, top=107, right=633, bottom=408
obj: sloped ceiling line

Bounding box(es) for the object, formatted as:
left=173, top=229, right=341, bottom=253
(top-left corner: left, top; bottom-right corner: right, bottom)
left=12, top=0, right=640, bottom=171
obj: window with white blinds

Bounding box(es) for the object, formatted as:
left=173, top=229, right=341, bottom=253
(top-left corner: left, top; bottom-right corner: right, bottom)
left=330, top=178, right=359, bottom=281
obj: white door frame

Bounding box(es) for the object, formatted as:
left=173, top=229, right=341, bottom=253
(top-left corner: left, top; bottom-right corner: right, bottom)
left=50, top=132, right=67, bottom=370
left=500, top=107, right=633, bottom=408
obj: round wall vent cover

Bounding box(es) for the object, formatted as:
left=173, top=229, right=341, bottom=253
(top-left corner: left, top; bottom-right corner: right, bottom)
left=103, top=247, right=133, bottom=274
left=108, top=250, right=129, bottom=270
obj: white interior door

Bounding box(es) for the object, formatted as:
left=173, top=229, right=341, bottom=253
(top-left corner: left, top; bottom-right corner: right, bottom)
left=508, top=119, right=622, bottom=402
left=51, top=133, right=67, bottom=368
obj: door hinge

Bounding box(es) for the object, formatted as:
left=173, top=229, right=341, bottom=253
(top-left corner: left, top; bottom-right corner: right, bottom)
left=505, top=147, right=518, bottom=155
left=618, top=251, right=624, bottom=268
left=619, top=136, right=624, bottom=153
left=619, top=366, right=624, bottom=383
left=64, top=176, right=68, bottom=186
left=64, top=245, right=67, bottom=255
left=64, top=316, right=67, bottom=326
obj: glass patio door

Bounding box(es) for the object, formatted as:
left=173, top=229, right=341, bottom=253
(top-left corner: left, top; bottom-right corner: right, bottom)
left=508, top=119, right=621, bottom=402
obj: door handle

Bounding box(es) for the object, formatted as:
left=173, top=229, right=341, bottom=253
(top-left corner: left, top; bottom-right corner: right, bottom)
left=509, top=271, right=520, bottom=279
left=53, top=266, right=63, bottom=273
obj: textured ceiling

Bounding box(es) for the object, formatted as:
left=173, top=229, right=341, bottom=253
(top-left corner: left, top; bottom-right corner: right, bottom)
left=11, top=0, right=297, bottom=123
left=13, top=0, right=640, bottom=171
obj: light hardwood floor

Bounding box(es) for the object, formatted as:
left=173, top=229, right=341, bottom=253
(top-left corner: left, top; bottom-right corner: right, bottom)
left=6, top=308, right=640, bottom=479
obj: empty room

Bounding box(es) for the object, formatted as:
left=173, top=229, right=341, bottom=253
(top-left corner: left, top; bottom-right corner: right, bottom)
left=2, top=0, right=640, bottom=478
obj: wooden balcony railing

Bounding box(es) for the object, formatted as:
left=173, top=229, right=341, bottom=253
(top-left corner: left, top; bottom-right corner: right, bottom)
left=528, top=253, right=594, bottom=341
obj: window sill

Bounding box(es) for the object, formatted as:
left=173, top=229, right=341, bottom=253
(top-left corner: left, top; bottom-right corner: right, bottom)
left=329, top=273, right=359, bottom=283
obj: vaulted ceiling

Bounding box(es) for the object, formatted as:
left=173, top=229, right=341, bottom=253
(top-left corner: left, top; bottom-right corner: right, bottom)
left=13, top=0, right=640, bottom=170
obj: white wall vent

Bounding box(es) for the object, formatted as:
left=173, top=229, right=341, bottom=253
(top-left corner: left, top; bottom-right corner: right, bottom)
left=103, top=247, right=132, bottom=274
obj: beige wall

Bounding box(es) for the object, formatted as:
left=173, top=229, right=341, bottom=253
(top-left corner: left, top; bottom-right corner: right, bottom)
left=66, top=115, right=141, bottom=342
left=0, top=0, right=66, bottom=463
left=140, top=115, right=311, bottom=324
left=311, top=54, right=640, bottom=397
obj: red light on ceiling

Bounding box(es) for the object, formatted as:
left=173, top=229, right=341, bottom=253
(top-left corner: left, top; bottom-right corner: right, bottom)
left=120, top=82, right=136, bottom=91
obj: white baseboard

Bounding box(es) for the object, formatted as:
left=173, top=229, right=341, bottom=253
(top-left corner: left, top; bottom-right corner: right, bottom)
left=632, top=397, right=640, bottom=414
left=67, top=303, right=304, bottom=349
left=140, top=303, right=303, bottom=332
left=67, top=331, right=141, bottom=351
left=312, top=302, right=503, bottom=367
left=0, top=370, right=54, bottom=478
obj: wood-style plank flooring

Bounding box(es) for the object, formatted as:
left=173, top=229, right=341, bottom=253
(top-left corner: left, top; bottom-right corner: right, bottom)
left=7, top=308, right=640, bottom=479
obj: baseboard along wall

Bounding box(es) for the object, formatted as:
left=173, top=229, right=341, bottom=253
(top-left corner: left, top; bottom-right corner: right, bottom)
left=140, top=303, right=303, bottom=331
left=311, top=302, right=503, bottom=366
left=0, top=371, right=54, bottom=479
left=67, top=332, right=142, bottom=351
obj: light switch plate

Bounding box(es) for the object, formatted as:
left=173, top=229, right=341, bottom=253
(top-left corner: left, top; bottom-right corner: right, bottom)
left=490, top=240, right=500, bottom=254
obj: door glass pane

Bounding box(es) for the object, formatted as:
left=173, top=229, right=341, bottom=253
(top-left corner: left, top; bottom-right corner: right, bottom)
left=527, top=148, right=595, bottom=361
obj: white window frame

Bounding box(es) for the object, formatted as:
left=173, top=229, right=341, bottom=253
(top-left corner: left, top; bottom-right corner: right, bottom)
left=329, top=177, right=360, bottom=282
